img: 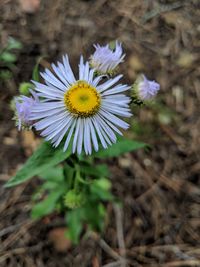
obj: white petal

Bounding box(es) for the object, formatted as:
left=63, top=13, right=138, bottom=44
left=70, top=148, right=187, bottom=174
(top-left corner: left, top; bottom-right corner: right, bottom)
left=92, top=117, right=109, bottom=148
left=84, top=118, right=92, bottom=155
left=34, top=111, right=68, bottom=130
left=72, top=118, right=81, bottom=153
left=101, top=85, right=130, bottom=96
left=62, top=55, right=76, bottom=84
left=36, top=91, right=63, bottom=100
left=79, top=56, right=84, bottom=80
left=99, top=109, right=129, bottom=129
left=30, top=108, right=66, bottom=120
left=88, top=119, right=98, bottom=151
left=92, top=75, right=103, bottom=87
left=43, top=119, right=67, bottom=140
left=102, top=103, right=131, bottom=117
left=102, top=97, right=130, bottom=107
left=83, top=61, right=89, bottom=82
left=51, top=117, right=73, bottom=147
left=32, top=101, right=65, bottom=112
left=41, top=69, right=66, bottom=91
left=88, top=69, right=95, bottom=84
left=63, top=119, right=77, bottom=151
left=52, top=118, right=74, bottom=147
left=96, top=114, right=116, bottom=143
left=32, top=81, right=65, bottom=94
left=41, top=116, right=72, bottom=137
left=98, top=113, right=123, bottom=136
left=52, top=63, right=70, bottom=87
left=97, top=75, right=122, bottom=92
left=77, top=119, right=84, bottom=154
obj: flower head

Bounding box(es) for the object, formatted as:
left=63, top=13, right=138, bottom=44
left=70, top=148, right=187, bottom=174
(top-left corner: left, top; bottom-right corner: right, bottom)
left=64, top=189, right=86, bottom=209
left=30, top=55, right=131, bottom=155
left=15, top=90, right=38, bottom=130
left=137, top=75, right=160, bottom=101
left=90, top=41, right=125, bottom=74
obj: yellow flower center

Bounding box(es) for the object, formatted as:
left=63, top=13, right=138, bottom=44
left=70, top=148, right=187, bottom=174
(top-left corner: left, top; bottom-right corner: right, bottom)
left=64, top=81, right=101, bottom=117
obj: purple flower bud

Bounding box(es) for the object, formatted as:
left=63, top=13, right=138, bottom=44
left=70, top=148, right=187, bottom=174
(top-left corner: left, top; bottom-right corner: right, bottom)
left=15, top=90, right=38, bottom=130
left=137, top=75, right=160, bottom=100
left=90, top=41, right=125, bottom=74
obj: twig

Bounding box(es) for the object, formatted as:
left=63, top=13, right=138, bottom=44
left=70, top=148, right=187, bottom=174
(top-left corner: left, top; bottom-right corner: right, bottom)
left=0, top=183, right=27, bottom=213
left=161, top=259, right=200, bottom=267
left=99, top=238, right=121, bottom=261
left=0, top=222, right=26, bottom=237
left=141, top=2, right=186, bottom=24
left=127, top=244, right=191, bottom=254
left=103, top=260, right=123, bottom=267
left=0, top=242, right=45, bottom=263
left=113, top=204, right=127, bottom=267
left=1, top=220, right=33, bottom=250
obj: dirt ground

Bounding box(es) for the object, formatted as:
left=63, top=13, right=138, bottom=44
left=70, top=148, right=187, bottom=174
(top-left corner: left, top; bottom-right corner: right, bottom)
left=0, top=0, right=200, bottom=266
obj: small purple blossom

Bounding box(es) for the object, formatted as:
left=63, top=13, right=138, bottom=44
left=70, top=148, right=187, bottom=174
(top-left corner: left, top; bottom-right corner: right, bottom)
left=90, top=41, right=125, bottom=74
left=15, top=90, right=38, bottom=130
left=137, top=75, right=160, bottom=100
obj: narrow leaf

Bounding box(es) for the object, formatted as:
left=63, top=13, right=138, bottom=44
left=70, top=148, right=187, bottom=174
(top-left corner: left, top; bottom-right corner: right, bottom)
left=5, top=141, right=72, bottom=187
left=80, top=164, right=109, bottom=177
left=39, top=166, right=64, bottom=182
left=94, top=136, right=147, bottom=159
left=32, top=57, right=44, bottom=82
left=7, top=37, right=23, bottom=50
left=31, top=189, right=64, bottom=219
left=1, top=52, right=16, bottom=63
left=66, top=209, right=83, bottom=244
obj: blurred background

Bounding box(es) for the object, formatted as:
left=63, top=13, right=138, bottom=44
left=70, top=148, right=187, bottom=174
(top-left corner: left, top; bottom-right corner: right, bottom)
left=0, top=0, right=200, bottom=266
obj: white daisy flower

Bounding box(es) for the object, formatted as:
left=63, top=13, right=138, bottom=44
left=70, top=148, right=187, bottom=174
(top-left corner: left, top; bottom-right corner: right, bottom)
left=90, top=41, right=125, bottom=74
left=30, top=55, right=131, bottom=155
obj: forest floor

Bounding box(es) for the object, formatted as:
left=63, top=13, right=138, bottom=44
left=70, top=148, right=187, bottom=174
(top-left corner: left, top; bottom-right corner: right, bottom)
left=0, top=0, right=200, bottom=266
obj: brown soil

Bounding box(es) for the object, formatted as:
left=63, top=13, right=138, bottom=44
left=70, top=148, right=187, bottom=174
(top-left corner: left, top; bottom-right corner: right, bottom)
left=0, top=0, right=200, bottom=266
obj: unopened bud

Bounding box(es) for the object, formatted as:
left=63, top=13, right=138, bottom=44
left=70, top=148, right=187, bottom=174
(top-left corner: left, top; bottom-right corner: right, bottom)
left=64, top=190, right=86, bottom=209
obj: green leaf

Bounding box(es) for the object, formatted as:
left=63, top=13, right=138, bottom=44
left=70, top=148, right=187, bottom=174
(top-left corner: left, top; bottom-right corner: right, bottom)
left=41, top=180, right=62, bottom=190
left=93, top=177, right=111, bottom=191
left=39, top=166, right=64, bottom=182
left=32, top=63, right=40, bottom=82
left=80, top=164, right=109, bottom=177
left=0, top=70, right=12, bottom=80
left=19, top=82, right=34, bottom=96
left=91, top=180, right=113, bottom=201
left=63, top=164, right=75, bottom=190
left=32, top=57, right=44, bottom=82
left=31, top=189, right=64, bottom=219
left=66, top=209, right=83, bottom=244
left=0, top=52, right=16, bottom=63
left=94, top=136, right=147, bottom=158
left=7, top=37, right=22, bottom=50
left=109, top=40, right=117, bottom=50
left=82, top=202, right=106, bottom=231
left=5, top=141, right=72, bottom=187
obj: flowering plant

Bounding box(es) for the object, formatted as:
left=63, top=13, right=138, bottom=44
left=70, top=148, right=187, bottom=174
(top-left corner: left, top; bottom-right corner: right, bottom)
left=5, top=41, right=159, bottom=244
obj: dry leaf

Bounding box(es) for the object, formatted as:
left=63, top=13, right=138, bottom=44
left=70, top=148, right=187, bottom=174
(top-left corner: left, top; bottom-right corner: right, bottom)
left=21, top=131, right=40, bottom=155
left=48, top=228, right=72, bottom=252
left=92, top=256, right=100, bottom=267
left=19, top=0, right=40, bottom=13
left=176, top=51, right=195, bottom=68
left=129, top=55, right=144, bottom=72
left=3, top=137, right=16, bottom=145
left=128, top=55, right=144, bottom=79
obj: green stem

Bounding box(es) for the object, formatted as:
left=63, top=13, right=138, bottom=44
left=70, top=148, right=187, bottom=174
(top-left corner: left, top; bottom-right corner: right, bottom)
left=74, top=164, right=81, bottom=193
left=63, top=160, right=74, bottom=190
